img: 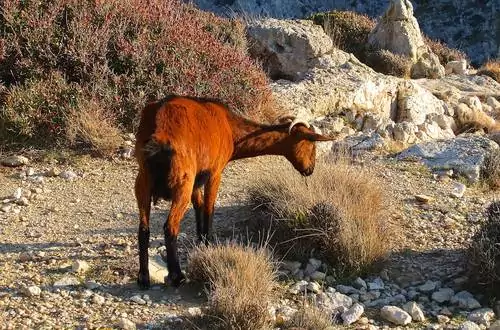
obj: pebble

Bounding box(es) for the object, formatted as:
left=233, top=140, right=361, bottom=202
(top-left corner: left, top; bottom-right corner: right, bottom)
left=130, top=295, right=146, bottom=305
left=467, top=308, right=494, bottom=325
left=380, top=305, right=412, bottom=325
left=187, top=307, right=202, bottom=316
left=1, top=155, right=29, bottom=167
left=353, top=277, right=367, bottom=290
left=21, top=285, right=41, bottom=297
left=437, top=314, right=450, bottom=323
left=53, top=276, right=80, bottom=287
left=306, top=281, right=321, bottom=294
left=118, top=317, right=136, bottom=330
left=415, top=194, right=434, bottom=203
left=451, top=182, right=466, bottom=198
left=402, top=301, right=425, bottom=322
left=92, top=294, right=105, bottom=305
left=418, top=280, right=438, bottom=292
left=432, top=288, right=455, bottom=303
left=310, top=271, right=326, bottom=281
left=368, top=277, right=385, bottom=290
left=458, top=321, right=481, bottom=330
left=72, top=260, right=90, bottom=273
left=60, top=170, right=78, bottom=180
left=342, top=303, right=364, bottom=325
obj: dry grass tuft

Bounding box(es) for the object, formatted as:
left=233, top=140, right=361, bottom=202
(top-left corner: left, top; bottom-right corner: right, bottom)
left=482, top=150, right=500, bottom=190
left=249, top=155, right=393, bottom=276
left=423, top=37, right=468, bottom=65
left=187, top=242, right=278, bottom=330
left=467, top=201, right=500, bottom=298
left=66, top=99, right=123, bottom=156
left=478, top=60, right=500, bottom=83
left=284, top=302, right=334, bottom=330
left=364, top=49, right=413, bottom=77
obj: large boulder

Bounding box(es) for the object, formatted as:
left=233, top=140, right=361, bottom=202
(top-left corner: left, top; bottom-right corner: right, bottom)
left=410, top=50, right=445, bottom=79
left=397, top=80, right=446, bottom=125
left=246, top=18, right=333, bottom=81
left=397, top=135, right=499, bottom=182
left=367, top=0, right=424, bottom=60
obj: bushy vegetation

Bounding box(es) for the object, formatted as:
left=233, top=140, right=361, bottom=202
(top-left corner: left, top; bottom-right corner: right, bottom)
left=478, top=60, right=500, bottom=83
left=483, top=149, right=500, bottom=190
left=467, top=201, right=500, bottom=298
left=0, top=0, right=272, bottom=153
left=309, top=10, right=467, bottom=77
left=187, top=242, right=277, bottom=330
left=249, top=155, right=393, bottom=277
left=283, top=302, right=334, bottom=330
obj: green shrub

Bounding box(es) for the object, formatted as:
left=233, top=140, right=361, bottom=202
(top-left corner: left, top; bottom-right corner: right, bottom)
left=364, top=49, right=413, bottom=77
left=0, top=0, right=273, bottom=150
left=467, top=201, right=500, bottom=298
left=249, top=156, right=393, bottom=277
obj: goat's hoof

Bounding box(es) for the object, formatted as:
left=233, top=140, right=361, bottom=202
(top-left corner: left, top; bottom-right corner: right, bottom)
left=137, top=273, right=151, bottom=290
left=166, top=272, right=186, bottom=287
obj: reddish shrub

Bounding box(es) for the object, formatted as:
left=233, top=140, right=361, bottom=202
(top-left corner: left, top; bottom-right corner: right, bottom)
left=0, top=0, right=272, bottom=149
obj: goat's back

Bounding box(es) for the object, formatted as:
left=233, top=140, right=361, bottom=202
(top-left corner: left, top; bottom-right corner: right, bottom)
left=135, top=95, right=235, bottom=170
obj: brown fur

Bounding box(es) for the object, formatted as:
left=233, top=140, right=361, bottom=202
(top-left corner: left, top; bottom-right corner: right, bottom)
left=134, top=95, right=335, bottom=288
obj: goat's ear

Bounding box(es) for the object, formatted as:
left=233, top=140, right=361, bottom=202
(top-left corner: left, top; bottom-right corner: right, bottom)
left=293, top=125, right=337, bottom=141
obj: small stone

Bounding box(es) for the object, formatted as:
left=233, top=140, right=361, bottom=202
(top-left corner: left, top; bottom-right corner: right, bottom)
left=60, top=170, right=78, bottom=180
left=307, top=281, right=321, bottom=294
left=353, top=277, right=367, bottom=290
left=53, top=276, right=80, bottom=287
left=451, top=291, right=481, bottom=310
left=92, top=294, right=105, bottom=305
left=337, top=285, right=358, bottom=295
left=12, top=188, right=22, bottom=200
left=16, top=197, right=29, bottom=206
left=342, top=303, right=364, bottom=325
left=21, top=285, right=41, bottom=297
left=47, top=167, right=61, bottom=177
left=187, top=307, right=202, bottom=316
left=310, top=271, right=326, bottom=281
left=380, top=306, right=412, bottom=325
left=458, top=321, right=480, bottom=330
left=467, top=308, right=494, bottom=325
left=2, top=155, right=29, bottom=167
left=368, top=277, right=385, bottom=290
left=432, top=288, right=455, bottom=303
left=402, top=301, right=425, bottom=322
left=418, top=280, right=438, bottom=292
left=72, top=260, right=90, bottom=273
left=288, top=280, right=308, bottom=294
left=451, top=182, right=466, bottom=198
left=26, top=167, right=35, bottom=176
left=415, top=194, right=434, bottom=203
left=1, top=204, right=12, bottom=213
left=437, top=314, right=450, bottom=324
left=85, top=280, right=101, bottom=290
left=130, top=295, right=146, bottom=305
left=118, top=318, right=136, bottom=330
left=281, top=261, right=302, bottom=273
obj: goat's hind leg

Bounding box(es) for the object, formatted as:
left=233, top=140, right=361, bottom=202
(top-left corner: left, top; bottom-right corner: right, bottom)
left=191, top=188, right=204, bottom=242
left=164, top=181, right=192, bottom=287
left=135, top=169, right=152, bottom=289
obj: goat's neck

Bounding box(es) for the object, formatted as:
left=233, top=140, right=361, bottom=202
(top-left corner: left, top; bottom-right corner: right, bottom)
left=230, top=116, right=289, bottom=160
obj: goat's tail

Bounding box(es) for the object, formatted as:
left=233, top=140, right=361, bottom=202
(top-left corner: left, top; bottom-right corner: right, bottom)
left=143, top=137, right=174, bottom=204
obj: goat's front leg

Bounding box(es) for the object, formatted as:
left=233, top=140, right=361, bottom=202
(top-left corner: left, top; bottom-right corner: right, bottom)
left=164, top=185, right=191, bottom=287
left=135, top=170, right=152, bottom=289
left=201, top=174, right=222, bottom=244
left=191, top=188, right=204, bottom=242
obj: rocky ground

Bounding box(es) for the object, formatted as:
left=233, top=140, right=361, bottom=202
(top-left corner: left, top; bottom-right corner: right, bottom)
left=0, top=146, right=499, bottom=329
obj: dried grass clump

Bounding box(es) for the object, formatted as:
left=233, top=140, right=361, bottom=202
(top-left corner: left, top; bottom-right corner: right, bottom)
left=467, top=201, right=500, bottom=298
left=309, top=10, right=375, bottom=59
left=66, top=99, right=123, bottom=156
left=249, top=156, right=393, bottom=276
left=482, top=150, right=500, bottom=190
left=478, top=60, right=500, bottom=83
left=423, top=37, right=468, bottom=65
left=284, top=302, right=334, bottom=330
left=364, top=49, right=413, bottom=77
left=187, top=242, right=278, bottom=330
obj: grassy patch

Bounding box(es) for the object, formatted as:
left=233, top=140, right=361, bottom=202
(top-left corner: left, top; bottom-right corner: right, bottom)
left=249, top=155, right=394, bottom=277
left=187, top=242, right=278, bottom=330
left=284, top=302, right=335, bottom=330
left=478, top=60, right=500, bottom=83
left=482, top=149, right=500, bottom=190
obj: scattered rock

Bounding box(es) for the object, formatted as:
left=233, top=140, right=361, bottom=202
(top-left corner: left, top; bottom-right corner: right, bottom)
left=1, top=155, right=29, bottom=167
left=451, top=182, right=466, bottom=198
left=451, top=291, right=481, bottom=310
left=130, top=295, right=147, bottom=305
left=368, top=277, right=385, bottom=290
left=380, top=305, right=412, bottom=325
left=342, top=303, right=364, bottom=325
left=353, top=277, right=367, bottom=290
left=118, top=318, right=136, bottom=330
left=415, top=194, right=434, bottom=203
left=307, top=281, right=321, bottom=294
left=72, top=260, right=90, bottom=273
left=437, top=314, right=450, bottom=323
left=467, top=308, right=495, bottom=326
left=288, top=280, right=308, bottom=295
left=20, top=285, right=41, bottom=297
left=446, top=60, right=468, bottom=75
left=310, top=271, right=326, bottom=281
left=458, top=321, right=481, bottom=330
left=92, top=294, right=105, bottom=305
left=403, top=301, right=425, bottom=322
left=187, top=307, right=202, bottom=316
left=432, top=288, right=455, bottom=303
left=59, top=170, right=78, bottom=180
left=149, top=255, right=169, bottom=284
left=53, top=276, right=80, bottom=287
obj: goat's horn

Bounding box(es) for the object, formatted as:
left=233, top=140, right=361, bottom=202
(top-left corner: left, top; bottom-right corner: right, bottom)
left=274, top=115, right=296, bottom=124
left=289, top=118, right=310, bottom=134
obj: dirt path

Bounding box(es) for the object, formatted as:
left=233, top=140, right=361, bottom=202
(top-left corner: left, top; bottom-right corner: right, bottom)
left=0, top=152, right=497, bottom=328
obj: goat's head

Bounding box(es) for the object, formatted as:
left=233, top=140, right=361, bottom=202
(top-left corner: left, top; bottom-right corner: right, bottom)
left=276, top=116, right=336, bottom=176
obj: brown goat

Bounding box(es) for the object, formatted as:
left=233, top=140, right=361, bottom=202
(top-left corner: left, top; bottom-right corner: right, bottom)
left=134, top=95, right=335, bottom=288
